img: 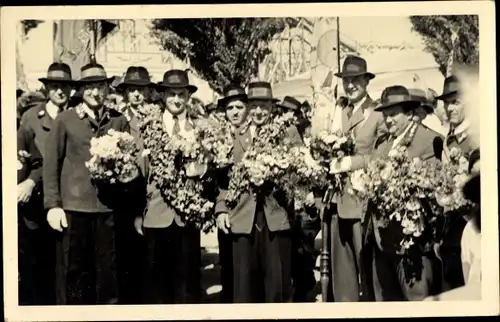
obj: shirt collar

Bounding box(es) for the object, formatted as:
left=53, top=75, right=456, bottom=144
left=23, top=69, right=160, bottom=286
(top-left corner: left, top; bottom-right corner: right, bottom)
left=75, top=102, right=105, bottom=120
left=352, top=95, right=368, bottom=114
left=452, top=119, right=470, bottom=136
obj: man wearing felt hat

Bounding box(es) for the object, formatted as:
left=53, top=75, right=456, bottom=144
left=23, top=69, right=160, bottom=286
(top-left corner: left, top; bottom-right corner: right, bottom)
left=43, top=62, right=135, bottom=305
left=362, top=85, right=444, bottom=302
left=436, top=75, right=475, bottom=161
left=215, top=81, right=303, bottom=303
left=133, top=69, right=206, bottom=304
left=432, top=75, right=476, bottom=295
left=323, top=55, right=388, bottom=302
left=408, top=88, right=448, bottom=137
left=110, top=66, right=157, bottom=304
left=17, top=62, right=78, bottom=305
left=213, top=84, right=250, bottom=303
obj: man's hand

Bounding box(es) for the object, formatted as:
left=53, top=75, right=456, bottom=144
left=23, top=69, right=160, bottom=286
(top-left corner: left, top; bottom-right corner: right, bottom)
left=433, top=242, right=442, bottom=261
left=329, top=157, right=352, bottom=174
left=17, top=179, right=36, bottom=204
left=47, top=208, right=68, bottom=232
left=118, top=165, right=140, bottom=184
left=185, top=161, right=208, bottom=178
left=216, top=213, right=231, bottom=234
left=134, top=216, right=144, bottom=236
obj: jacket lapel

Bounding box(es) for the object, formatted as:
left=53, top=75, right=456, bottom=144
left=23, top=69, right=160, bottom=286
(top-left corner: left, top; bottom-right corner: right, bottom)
left=39, top=105, right=54, bottom=131
left=349, top=96, right=372, bottom=131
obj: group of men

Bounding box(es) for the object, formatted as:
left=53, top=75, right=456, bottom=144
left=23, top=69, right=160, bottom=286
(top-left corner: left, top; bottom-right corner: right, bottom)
left=16, top=53, right=477, bottom=305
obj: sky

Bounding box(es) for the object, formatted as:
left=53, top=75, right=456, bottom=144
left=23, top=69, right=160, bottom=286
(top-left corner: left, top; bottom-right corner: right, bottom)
left=335, top=16, right=426, bottom=49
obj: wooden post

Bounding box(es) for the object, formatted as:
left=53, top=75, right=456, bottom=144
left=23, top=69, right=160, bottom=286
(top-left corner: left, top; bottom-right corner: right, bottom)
left=320, top=203, right=331, bottom=302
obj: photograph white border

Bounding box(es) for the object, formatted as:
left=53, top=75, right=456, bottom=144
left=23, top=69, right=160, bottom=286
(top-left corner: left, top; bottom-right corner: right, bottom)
left=2, top=2, right=498, bottom=320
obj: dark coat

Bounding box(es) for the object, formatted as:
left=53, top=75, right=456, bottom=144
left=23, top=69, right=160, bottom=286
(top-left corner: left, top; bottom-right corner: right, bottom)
left=43, top=105, right=130, bottom=213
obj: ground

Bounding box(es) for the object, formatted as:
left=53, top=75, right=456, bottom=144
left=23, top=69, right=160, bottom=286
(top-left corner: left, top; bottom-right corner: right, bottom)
left=199, top=229, right=323, bottom=303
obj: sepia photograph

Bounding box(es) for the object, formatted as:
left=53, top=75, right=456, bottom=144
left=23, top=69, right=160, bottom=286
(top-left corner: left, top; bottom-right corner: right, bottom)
left=1, top=2, right=498, bottom=321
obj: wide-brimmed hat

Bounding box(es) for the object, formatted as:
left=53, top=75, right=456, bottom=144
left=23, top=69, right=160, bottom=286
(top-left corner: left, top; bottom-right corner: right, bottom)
left=38, top=62, right=75, bottom=84
left=374, top=85, right=421, bottom=111
left=334, top=55, right=375, bottom=79
left=219, top=84, right=248, bottom=107
left=76, top=63, right=115, bottom=84
left=276, top=96, right=302, bottom=111
left=116, top=66, right=155, bottom=91
left=436, top=75, right=460, bottom=100
left=247, top=81, right=279, bottom=102
left=408, top=88, right=437, bottom=114
left=157, top=69, right=198, bottom=94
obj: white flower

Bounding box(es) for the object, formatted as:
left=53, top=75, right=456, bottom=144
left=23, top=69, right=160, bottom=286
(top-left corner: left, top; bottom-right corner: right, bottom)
left=17, top=160, right=23, bottom=170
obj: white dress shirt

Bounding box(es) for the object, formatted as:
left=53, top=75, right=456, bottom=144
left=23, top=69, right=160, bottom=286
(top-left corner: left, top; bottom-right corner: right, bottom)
left=162, top=110, right=192, bottom=139
left=46, top=101, right=63, bottom=120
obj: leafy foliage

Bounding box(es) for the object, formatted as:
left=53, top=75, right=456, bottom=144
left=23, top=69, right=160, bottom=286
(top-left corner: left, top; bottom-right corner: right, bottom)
left=409, top=15, right=479, bottom=75
left=149, top=18, right=297, bottom=93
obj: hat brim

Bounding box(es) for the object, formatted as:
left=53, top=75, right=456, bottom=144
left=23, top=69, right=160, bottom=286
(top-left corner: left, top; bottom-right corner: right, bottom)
left=157, top=83, right=198, bottom=94
left=334, top=71, right=376, bottom=79
left=38, top=77, right=75, bottom=84
left=219, top=94, right=248, bottom=107
left=247, top=96, right=280, bottom=102
left=76, top=76, right=115, bottom=85
left=374, top=100, right=421, bottom=111
left=435, top=90, right=458, bottom=100
left=116, top=81, right=156, bottom=91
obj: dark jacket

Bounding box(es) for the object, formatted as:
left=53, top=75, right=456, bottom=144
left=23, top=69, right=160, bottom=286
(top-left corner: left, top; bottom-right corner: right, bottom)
left=43, top=105, right=130, bottom=213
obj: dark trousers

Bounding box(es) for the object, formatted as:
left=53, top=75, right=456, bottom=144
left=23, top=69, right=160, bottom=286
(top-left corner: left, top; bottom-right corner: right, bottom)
left=143, top=223, right=201, bottom=304
left=217, top=229, right=233, bottom=303
left=440, top=215, right=467, bottom=291
left=232, top=209, right=293, bottom=303
left=18, top=215, right=56, bottom=305
left=291, top=211, right=320, bottom=302
left=371, top=244, right=434, bottom=301
left=115, top=213, right=146, bottom=304
left=55, top=211, right=118, bottom=305
left=330, top=214, right=363, bottom=302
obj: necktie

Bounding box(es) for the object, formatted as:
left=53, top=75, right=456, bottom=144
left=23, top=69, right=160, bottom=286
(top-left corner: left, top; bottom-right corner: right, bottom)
left=172, top=116, right=181, bottom=137
left=346, top=103, right=354, bottom=119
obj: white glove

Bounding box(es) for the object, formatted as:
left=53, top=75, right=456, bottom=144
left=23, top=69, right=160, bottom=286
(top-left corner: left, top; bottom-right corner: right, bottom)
left=185, top=161, right=208, bottom=178
left=329, top=157, right=352, bottom=174
left=134, top=216, right=144, bottom=236
left=216, top=213, right=231, bottom=234
left=17, top=179, right=36, bottom=204
left=47, top=207, right=68, bottom=232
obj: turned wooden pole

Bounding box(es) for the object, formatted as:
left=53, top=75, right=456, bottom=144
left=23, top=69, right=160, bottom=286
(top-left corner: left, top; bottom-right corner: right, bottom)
left=320, top=203, right=331, bottom=302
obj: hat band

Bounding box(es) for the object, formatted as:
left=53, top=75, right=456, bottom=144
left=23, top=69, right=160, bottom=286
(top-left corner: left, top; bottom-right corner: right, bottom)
left=225, top=89, right=245, bottom=97
left=81, top=66, right=108, bottom=79
left=385, top=94, right=411, bottom=104
left=166, top=74, right=188, bottom=84
left=248, top=87, right=273, bottom=98
left=47, top=70, right=72, bottom=79
left=281, top=101, right=299, bottom=110
left=345, top=64, right=365, bottom=73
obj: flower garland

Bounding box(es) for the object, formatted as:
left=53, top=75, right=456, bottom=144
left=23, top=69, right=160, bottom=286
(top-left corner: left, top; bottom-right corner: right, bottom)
left=349, top=146, right=444, bottom=284
left=85, top=129, right=139, bottom=184
left=194, top=116, right=234, bottom=169
left=224, top=112, right=297, bottom=208
left=139, top=111, right=215, bottom=231
left=434, top=147, right=474, bottom=212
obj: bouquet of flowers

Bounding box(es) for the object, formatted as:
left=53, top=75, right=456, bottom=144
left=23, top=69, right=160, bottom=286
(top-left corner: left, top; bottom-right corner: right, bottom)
left=139, top=114, right=215, bottom=231
left=434, top=147, right=474, bottom=211
left=309, top=129, right=356, bottom=201
left=349, top=146, right=443, bottom=283
left=279, top=146, right=328, bottom=212
left=225, top=112, right=296, bottom=207
left=17, top=150, right=31, bottom=171
left=194, top=117, right=234, bottom=169
left=85, top=129, right=139, bottom=184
